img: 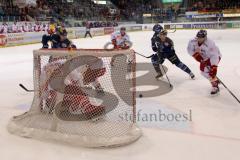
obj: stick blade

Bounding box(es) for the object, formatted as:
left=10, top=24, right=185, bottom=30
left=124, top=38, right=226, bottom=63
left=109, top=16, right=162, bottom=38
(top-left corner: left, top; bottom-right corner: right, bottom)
left=19, top=83, right=34, bottom=92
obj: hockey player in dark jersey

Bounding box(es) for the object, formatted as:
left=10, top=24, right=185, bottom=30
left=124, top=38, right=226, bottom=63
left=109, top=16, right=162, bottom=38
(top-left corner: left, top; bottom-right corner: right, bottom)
left=42, top=27, right=76, bottom=49
left=52, top=28, right=76, bottom=49
left=41, top=20, right=56, bottom=49
left=151, top=24, right=163, bottom=78
left=151, top=29, right=195, bottom=79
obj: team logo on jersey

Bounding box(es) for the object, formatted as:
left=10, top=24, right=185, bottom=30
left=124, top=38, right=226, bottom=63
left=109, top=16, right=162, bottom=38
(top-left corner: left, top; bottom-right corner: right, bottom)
left=164, top=42, right=169, bottom=46
left=0, top=35, right=7, bottom=46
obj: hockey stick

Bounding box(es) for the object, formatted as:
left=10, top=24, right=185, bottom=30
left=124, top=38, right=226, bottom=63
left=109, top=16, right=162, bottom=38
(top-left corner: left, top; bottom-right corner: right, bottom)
left=167, top=25, right=177, bottom=33
left=160, top=64, right=172, bottom=88
left=19, top=84, right=34, bottom=92
left=135, top=51, right=172, bottom=87
left=134, top=52, right=153, bottom=58
left=206, top=66, right=240, bottom=104
left=217, top=77, right=240, bottom=104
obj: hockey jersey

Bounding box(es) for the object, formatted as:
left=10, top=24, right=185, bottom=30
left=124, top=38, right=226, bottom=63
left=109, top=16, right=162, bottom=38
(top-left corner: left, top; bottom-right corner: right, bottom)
left=111, top=31, right=130, bottom=46
left=187, top=38, right=222, bottom=66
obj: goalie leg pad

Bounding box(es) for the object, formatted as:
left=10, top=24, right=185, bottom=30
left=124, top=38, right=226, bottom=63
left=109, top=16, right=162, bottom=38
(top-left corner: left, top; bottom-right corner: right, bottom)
left=83, top=68, right=106, bottom=85
left=59, top=85, right=106, bottom=121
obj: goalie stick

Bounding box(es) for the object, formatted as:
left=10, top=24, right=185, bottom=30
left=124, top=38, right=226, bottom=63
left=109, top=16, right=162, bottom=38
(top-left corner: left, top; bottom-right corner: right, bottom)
left=19, top=84, right=34, bottom=92
left=166, top=25, right=177, bottom=33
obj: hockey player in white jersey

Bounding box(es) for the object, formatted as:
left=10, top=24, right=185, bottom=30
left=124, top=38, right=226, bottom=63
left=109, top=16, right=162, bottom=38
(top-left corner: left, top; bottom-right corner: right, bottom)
left=187, top=30, right=222, bottom=95
left=110, top=27, right=131, bottom=66
left=111, top=27, right=130, bottom=49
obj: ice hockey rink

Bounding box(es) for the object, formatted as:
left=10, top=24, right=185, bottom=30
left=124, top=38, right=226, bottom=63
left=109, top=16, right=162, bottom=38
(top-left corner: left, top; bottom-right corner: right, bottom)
left=1, top=29, right=240, bottom=160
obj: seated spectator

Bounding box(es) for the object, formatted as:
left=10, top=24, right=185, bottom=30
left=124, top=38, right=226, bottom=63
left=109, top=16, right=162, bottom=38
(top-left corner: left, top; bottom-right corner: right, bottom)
left=1, top=23, right=8, bottom=34
left=23, top=22, right=29, bottom=32
left=11, top=22, right=18, bottom=33
left=0, top=24, right=3, bottom=33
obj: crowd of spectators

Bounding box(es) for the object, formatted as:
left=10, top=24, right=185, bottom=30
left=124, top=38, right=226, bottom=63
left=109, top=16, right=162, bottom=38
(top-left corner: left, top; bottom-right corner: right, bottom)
left=0, top=0, right=120, bottom=22
left=2, top=0, right=240, bottom=24
left=0, top=21, right=50, bottom=34
left=33, top=0, right=120, bottom=21
left=0, top=0, right=181, bottom=22
left=188, top=0, right=240, bottom=12
left=0, top=20, right=118, bottom=34
left=0, top=3, right=28, bottom=21
left=113, top=0, right=180, bottom=22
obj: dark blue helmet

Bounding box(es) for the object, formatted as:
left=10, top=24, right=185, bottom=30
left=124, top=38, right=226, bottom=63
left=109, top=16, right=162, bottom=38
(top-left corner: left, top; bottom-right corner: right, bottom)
left=153, top=24, right=163, bottom=33
left=197, top=30, right=207, bottom=38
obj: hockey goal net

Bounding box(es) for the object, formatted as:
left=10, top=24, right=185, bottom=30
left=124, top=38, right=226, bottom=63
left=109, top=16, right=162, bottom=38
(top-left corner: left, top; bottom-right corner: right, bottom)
left=8, top=49, right=141, bottom=147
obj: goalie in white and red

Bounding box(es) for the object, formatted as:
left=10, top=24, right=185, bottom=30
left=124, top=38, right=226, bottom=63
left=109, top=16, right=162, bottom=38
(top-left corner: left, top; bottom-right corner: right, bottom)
left=40, top=54, right=106, bottom=120
left=187, top=30, right=222, bottom=95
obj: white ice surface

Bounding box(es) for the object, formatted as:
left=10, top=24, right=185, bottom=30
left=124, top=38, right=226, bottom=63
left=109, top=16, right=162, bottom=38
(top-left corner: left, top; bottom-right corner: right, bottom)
left=1, top=29, right=240, bottom=160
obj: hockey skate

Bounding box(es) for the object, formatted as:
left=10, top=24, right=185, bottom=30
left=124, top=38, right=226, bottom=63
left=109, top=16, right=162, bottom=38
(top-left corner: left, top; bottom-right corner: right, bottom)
left=189, top=72, right=195, bottom=79
left=210, top=79, right=220, bottom=95
left=42, top=44, right=49, bottom=49
left=155, top=71, right=163, bottom=79
left=211, top=86, right=220, bottom=95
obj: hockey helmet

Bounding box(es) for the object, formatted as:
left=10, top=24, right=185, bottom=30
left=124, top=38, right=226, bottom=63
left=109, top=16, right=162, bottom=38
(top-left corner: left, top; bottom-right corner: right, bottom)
left=197, top=30, right=207, bottom=38
left=153, top=24, right=163, bottom=33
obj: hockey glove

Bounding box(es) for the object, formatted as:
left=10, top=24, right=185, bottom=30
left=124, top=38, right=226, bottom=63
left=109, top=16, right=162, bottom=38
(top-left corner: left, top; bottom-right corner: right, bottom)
left=200, top=60, right=207, bottom=71
left=193, top=52, right=203, bottom=63
left=121, top=43, right=130, bottom=49
left=112, top=39, right=117, bottom=49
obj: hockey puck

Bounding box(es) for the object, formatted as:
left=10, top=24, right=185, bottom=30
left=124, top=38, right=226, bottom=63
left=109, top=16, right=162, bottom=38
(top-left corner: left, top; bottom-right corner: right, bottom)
left=139, top=94, right=143, bottom=98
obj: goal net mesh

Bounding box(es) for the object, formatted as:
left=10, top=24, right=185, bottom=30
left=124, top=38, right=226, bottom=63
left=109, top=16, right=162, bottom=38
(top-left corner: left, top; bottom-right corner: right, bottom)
left=8, top=49, right=141, bottom=147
